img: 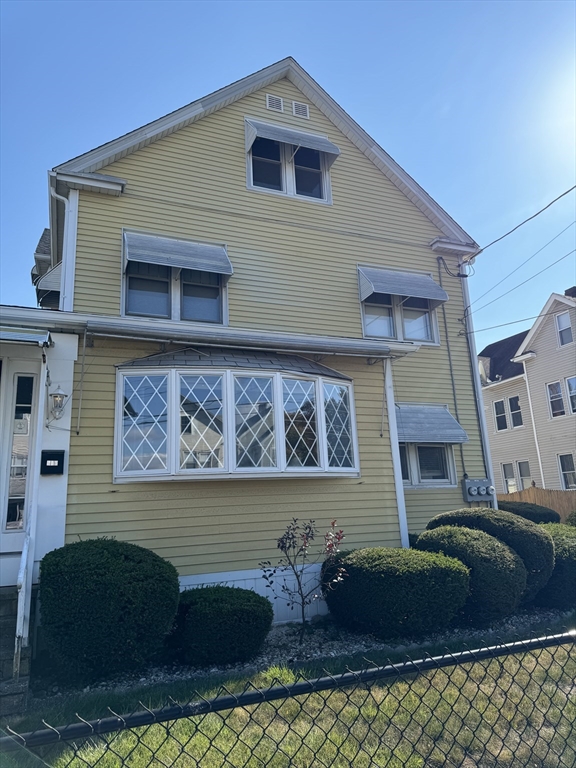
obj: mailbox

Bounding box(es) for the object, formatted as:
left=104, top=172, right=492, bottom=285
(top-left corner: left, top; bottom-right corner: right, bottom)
left=40, top=450, right=65, bottom=476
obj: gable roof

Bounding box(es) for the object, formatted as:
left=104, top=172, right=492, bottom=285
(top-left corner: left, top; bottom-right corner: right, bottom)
left=53, top=58, right=477, bottom=249
left=514, top=293, right=576, bottom=357
left=478, top=330, right=529, bottom=382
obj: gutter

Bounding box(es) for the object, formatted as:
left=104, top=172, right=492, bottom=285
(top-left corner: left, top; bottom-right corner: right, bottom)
left=0, top=306, right=424, bottom=359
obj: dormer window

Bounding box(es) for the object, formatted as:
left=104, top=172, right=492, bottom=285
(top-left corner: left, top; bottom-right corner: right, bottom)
left=245, top=119, right=340, bottom=203
left=358, top=267, right=448, bottom=344
left=123, top=232, right=232, bottom=324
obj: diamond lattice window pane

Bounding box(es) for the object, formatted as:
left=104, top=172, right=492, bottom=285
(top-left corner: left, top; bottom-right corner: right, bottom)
left=323, top=383, right=354, bottom=468
left=234, top=377, right=276, bottom=468
left=122, top=375, right=168, bottom=472
left=180, top=375, right=224, bottom=469
left=283, top=378, right=319, bottom=467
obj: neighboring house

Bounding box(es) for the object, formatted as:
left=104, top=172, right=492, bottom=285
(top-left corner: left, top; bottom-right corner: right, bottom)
left=0, top=58, right=494, bottom=665
left=479, top=289, right=576, bottom=493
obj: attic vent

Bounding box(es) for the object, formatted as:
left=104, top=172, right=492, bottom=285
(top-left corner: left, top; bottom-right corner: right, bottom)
left=292, top=101, right=310, bottom=119
left=266, top=94, right=284, bottom=112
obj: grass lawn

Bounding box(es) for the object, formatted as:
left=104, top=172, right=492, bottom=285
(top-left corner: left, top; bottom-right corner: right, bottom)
left=2, top=612, right=575, bottom=768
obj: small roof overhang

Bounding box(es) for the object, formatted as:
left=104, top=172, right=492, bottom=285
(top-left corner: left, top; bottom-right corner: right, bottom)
left=358, top=266, right=449, bottom=308
left=0, top=326, right=52, bottom=347
left=245, top=119, right=341, bottom=167
left=396, top=403, right=469, bottom=443
left=124, top=232, right=233, bottom=277
left=35, top=262, right=62, bottom=292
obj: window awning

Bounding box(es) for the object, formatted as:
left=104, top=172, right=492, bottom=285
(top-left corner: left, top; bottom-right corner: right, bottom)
left=245, top=119, right=341, bottom=167
left=36, top=262, right=62, bottom=292
left=395, top=404, right=469, bottom=444
left=0, top=326, right=52, bottom=346
left=124, top=232, right=233, bottom=278
left=358, top=267, right=449, bottom=308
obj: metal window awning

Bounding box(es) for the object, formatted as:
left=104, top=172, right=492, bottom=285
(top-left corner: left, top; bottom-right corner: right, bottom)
left=358, top=267, right=449, bottom=308
left=0, top=326, right=52, bottom=347
left=35, top=262, right=62, bottom=292
left=245, top=119, right=341, bottom=167
left=396, top=404, right=469, bottom=443
left=124, top=232, right=233, bottom=278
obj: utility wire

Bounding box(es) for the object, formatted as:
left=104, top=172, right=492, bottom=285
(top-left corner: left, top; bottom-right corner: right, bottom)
left=469, top=221, right=576, bottom=307
left=470, top=249, right=575, bottom=315
left=469, top=186, right=576, bottom=259
left=467, top=309, right=573, bottom=335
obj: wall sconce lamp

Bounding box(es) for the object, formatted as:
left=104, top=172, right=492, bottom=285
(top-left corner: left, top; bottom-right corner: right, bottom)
left=50, top=386, right=67, bottom=420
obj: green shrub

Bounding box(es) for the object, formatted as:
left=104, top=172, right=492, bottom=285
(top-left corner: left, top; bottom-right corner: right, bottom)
left=497, top=500, right=560, bottom=524
left=566, top=509, right=576, bottom=527
left=415, top=526, right=527, bottom=625
left=427, top=509, right=554, bottom=603
left=172, top=586, right=273, bottom=666
left=534, top=524, right=576, bottom=609
left=323, top=548, right=469, bottom=639
left=40, top=539, right=179, bottom=681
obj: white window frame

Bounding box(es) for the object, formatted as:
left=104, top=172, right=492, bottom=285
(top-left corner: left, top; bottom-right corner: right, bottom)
left=501, top=462, right=518, bottom=493
left=516, top=460, right=532, bottom=490
left=493, top=399, right=508, bottom=431
left=555, top=311, right=573, bottom=347
left=558, top=453, right=576, bottom=490
left=114, top=368, right=359, bottom=482
left=399, top=442, right=457, bottom=488
left=246, top=140, right=333, bottom=205
left=361, top=294, right=440, bottom=345
left=565, top=376, right=576, bottom=415
left=508, top=395, right=523, bottom=428
left=492, top=395, right=524, bottom=432
left=546, top=381, right=566, bottom=419
left=122, top=264, right=229, bottom=326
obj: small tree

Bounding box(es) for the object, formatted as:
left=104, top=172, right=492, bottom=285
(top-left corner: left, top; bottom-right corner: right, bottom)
left=260, top=519, right=345, bottom=644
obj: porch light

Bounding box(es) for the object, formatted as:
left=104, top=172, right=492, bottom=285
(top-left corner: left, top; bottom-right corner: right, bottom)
left=50, top=386, right=67, bottom=419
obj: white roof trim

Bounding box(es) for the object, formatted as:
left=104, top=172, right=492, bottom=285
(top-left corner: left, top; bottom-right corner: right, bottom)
left=35, top=262, right=62, bottom=292
left=515, top=293, right=576, bottom=356
left=0, top=326, right=52, bottom=346
left=54, top=58, right=476, bottom=246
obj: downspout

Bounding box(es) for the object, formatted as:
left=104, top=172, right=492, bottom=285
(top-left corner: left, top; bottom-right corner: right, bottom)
left=50, top=185, right=78, bottom=312
left=522, top=362, right=546, bottom=487
left=460, top=260, right=497, bottom=507
left=384, top=358, right=410, bottom=547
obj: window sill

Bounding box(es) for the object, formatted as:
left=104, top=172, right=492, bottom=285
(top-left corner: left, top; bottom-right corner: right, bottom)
left=246, top=183, right=333, bottom=206
left=363, top=332, right=439, bottom=347
left=403, top=483, right=457, bottom=490
left=113, top=469, right=361, bottom=484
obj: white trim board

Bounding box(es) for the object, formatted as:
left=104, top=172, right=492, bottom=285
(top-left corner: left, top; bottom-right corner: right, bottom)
left=515, top=294, right=576, bottom=356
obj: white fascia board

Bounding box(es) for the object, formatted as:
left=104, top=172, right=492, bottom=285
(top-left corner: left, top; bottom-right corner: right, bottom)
left=515, top=294, right=575, bottom=356
left=430, top=238, right=479, bottom=256
left=53, top=58, right=476, bottom=246
left=0, top=306, right=428, bottom=359
left=56, top=172, right=126, bottom=196
left=511, top=352, right=536, bottom=363
left=481, top=373, right=526, bottom=390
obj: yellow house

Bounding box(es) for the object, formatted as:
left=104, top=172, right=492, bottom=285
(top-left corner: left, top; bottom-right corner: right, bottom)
left=0, top=59, right=495, bottom=659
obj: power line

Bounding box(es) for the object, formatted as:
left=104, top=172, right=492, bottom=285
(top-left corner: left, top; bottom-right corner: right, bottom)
left=469, top=221, right=576, bottom=307
left=467, top=308, right=571, bottom=335
left=469, top=186, right=576, bottom=260
left=471, top=249, right=575, bottom=315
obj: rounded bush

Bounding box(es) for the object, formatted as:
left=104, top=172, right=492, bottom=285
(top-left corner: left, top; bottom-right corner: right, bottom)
left=173, top=586, right=273, bottom=667
left=497, top=500, right=560, bottom=524
left=566, top=510, right=576, bottom=527
left=534, top=524, right=576, bottom=609
left=40, top=538, right=180, bottom=681
left=323, top=548, right=470, bottom=639
left=415, top=526, right=527, bottom=625
left=426, top=509, right=554, bottom=603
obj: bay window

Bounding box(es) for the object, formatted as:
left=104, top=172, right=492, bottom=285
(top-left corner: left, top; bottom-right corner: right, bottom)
left=116, top=369, right=357, bottom=480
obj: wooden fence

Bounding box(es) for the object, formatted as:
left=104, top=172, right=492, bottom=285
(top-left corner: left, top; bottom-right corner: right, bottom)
left=498, top=487, right=576, bottom=522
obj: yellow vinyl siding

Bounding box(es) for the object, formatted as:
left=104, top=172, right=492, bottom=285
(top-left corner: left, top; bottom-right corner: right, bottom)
left=67, top=339, right=403, bottom=575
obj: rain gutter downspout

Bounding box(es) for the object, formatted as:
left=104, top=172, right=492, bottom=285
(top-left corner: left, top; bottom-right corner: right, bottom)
left=384, top=358, right=409, bottom=547
left=50, top=182, right=78, bottom=312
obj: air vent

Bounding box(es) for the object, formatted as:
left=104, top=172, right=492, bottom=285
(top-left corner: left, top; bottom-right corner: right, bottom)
left=266, top=94, right=284, bottom=112
left=292, top=101, right=310, bottom=119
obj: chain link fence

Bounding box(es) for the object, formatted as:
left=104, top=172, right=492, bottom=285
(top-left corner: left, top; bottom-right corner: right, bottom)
left=1, top=631, right=575, bottom=767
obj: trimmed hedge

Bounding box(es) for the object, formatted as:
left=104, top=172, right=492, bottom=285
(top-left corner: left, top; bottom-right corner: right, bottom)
left=534, top=524, right=576, bottom=609
left=323, top=548, right=470, bottom=639
left=497, top=500, right=560, bottom=524
left=172, top=586, right=273, bottom=667
left=426, top=509, right=554, bottom=602
left=40, top=539, right=180, bottom=681
left=566, top=510, right=576, bottom=527
left=415, top=526, right=527, bottom=625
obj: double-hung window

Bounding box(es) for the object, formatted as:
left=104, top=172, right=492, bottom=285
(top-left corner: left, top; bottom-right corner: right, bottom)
left=547, top=382, right=566, bottom=418
left=493, top=396, right=523, bottom=431
left=494, top=400, right=508, bottom=431
left=517, top=461, right=532, bottom=490
left=556, top=311, right=573, bottom=346
left=123, top=232, right=233, bottom=324
left=359, top=267, right=448, bottom=344
left=559, top=454, right=576, bottom=489
left=566, top=376, right=576, bottom=414
left=502, top=463, right=517, bottom=493
left=245, top=119, right=340, bottom=203
left=116, top=367, right=358, bottom=480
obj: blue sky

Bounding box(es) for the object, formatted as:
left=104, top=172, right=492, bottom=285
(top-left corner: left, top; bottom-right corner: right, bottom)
left=1, top=0, right=574, bottom=351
